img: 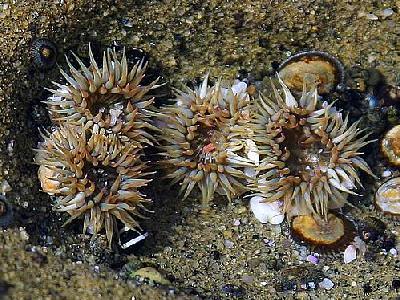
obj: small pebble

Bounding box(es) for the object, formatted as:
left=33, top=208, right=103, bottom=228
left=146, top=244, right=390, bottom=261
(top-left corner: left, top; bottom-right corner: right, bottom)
left=263, top=239, right=275, bottom=247
left=121, top=18, right=133, bottom=28
left=306, top=255, right=319, bottom=264
left=383, top=170, right=392, bottom=177
left=389, top=248, right=398, bottom=256
left=308, top=282, right=316, bottom=289
left=319, top=278, right=334, bottom=290
left=233, top=219, right=241, bottom=226
left=224, top=240, right=234, bottom=248
left=382, top=8, right=394, bottom=18
left=19, top=227, right=29, bottom=241
left=242, top=275, right=254, bottom=284
left=221, top=284, right=245, bottom=297
left=366, top=13, right=379, bottom=20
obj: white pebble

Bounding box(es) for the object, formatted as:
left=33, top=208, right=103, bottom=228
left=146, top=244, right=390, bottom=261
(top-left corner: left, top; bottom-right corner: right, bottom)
left=224, top=239, right=234, bottom=248
left=0, top=180, right=11, bottom=194
left=382, top=8, right=394, bottom=18
left=233, top=219, right=241, bottom=226
left=389, top=248, right=398, bottom=256
left=319, top=278, right=334, bottom=290
left=366, top=13, right=379, bottom=20
left=382, top=170, right=392, bottom=177
left=250, top=196, right=284, bottom=225
left=308, top=282, right=316, bottom=289
left=344, top=244, right=357, bottom=264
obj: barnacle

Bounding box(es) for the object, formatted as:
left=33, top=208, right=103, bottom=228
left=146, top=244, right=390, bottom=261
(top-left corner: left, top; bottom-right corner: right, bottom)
left=251, top=77, right=374, bottom=222
left=44, top=45, right=160, bottom=146
left=35, top=123, right=151, bottom=247
left=30, top=38, right=58, bottom=71
left=157, top=75, right=254, bottom=206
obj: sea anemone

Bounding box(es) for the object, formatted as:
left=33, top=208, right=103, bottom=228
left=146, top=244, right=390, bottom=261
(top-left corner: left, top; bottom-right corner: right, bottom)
left=35, top=123, right=151, bottom=247
left=250, top=77, right=374, bottom=223
left=157, top=75, right=255, bottom=206
left=44, top=45, right=160, bottom=147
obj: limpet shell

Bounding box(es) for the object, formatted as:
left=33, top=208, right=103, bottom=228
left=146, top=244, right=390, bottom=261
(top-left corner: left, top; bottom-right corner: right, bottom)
left=291, top=213, right=355, bottom=249
left=381, top=125, right=400, bottom=166
left=375, top=177, right=400, bottom=216
left=278, top=51, right=345, bottom=94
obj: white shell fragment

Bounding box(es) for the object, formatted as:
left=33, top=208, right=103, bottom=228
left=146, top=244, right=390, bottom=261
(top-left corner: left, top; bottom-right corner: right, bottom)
left=343, top=244, right=357, bottom=264
left=343, top=236, right=366, bottom=264
left=120, top=232, right=149, bottom=249
left=246, top=139, right=259, bottom=166
left=250, top=196, right=284, bottom=225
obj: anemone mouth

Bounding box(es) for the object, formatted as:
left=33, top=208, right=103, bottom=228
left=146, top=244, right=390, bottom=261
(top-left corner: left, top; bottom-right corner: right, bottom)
left=189, top=122, right=228, bottom=168
left=291, top=213, right=355, bottom=250
left=279, top=119, right=332, bottom=181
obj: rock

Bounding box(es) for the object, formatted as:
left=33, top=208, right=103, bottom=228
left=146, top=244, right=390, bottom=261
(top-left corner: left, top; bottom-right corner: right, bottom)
left=133, top=267, right=171, bottom=286
left=221, top=284, right=245, bottom=297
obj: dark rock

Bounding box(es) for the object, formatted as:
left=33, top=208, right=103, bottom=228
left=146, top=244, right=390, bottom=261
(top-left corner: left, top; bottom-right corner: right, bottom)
left=221, top=284, right=245, bottom=297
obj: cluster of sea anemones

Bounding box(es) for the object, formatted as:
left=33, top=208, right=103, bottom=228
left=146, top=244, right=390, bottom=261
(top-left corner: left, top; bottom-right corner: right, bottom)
left=156, top=75, right=255, bottom=207
left=35, top=45, right=159, bottom=247
left=35, top=46, right=376, bottom=250
left=248, top=76, right=374, bottom=247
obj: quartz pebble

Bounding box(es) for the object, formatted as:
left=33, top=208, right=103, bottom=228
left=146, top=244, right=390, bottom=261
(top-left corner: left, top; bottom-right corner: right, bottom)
left=306, top=255, right=319, bottom=264
left=382, top=8, right=394, bottom=18
left=319, top=278, right=334, bottom=290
